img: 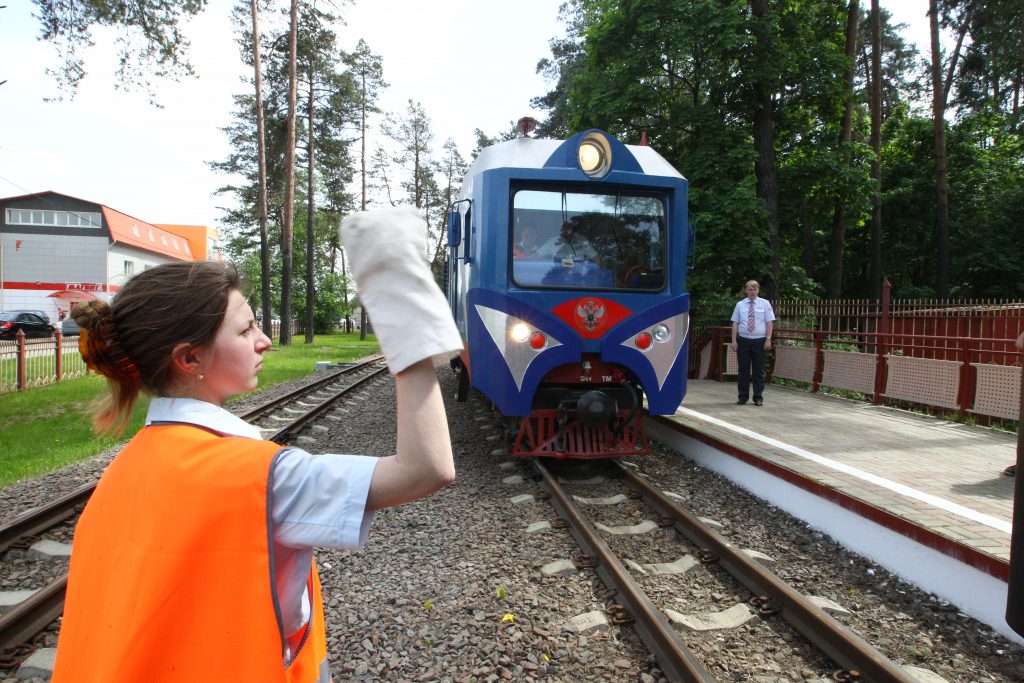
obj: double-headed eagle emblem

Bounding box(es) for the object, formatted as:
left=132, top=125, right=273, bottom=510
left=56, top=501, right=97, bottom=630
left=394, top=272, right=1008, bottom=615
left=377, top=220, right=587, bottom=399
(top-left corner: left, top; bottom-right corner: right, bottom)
left=575, top=298, right=607, bottom=331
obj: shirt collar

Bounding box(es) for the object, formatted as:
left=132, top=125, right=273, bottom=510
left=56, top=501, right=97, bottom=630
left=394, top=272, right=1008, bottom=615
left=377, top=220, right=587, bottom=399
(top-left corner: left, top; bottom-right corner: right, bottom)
left=146, top=397, right=263, bottom=440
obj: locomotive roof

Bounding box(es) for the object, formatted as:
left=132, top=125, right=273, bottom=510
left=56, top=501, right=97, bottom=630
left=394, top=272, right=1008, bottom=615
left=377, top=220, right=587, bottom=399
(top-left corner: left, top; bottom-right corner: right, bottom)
left=461, top=136, right=685, bottom=200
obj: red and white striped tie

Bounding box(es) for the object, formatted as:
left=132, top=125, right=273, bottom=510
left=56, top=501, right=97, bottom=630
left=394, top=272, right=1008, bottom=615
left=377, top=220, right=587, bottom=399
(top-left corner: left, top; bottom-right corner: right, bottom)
left=747, top=300, right=755, bottom=333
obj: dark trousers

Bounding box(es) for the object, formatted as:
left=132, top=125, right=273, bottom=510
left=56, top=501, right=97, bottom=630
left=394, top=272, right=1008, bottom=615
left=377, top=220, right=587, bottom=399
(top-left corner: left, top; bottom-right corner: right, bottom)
left=736, top=336, right=766, bottom=401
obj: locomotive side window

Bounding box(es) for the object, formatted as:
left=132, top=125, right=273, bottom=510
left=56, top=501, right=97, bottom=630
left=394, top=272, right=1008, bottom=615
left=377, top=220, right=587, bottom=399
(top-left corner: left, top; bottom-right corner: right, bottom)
left=511, top=189, right=666, bottom=291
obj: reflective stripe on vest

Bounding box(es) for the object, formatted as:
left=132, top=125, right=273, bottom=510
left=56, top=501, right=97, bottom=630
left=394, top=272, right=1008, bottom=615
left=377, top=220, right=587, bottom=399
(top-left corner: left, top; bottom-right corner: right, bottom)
left=52, top=424, right=330, bottom=682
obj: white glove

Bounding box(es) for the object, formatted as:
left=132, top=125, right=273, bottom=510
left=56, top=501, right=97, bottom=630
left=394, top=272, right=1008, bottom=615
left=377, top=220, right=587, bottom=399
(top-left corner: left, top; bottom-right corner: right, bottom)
left=340, top=207, right=463, bottom=375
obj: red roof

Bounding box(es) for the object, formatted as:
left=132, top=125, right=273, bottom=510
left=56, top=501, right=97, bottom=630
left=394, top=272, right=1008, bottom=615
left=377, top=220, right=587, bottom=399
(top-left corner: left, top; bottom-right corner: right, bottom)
left=101, top=207, right=193, bottom=261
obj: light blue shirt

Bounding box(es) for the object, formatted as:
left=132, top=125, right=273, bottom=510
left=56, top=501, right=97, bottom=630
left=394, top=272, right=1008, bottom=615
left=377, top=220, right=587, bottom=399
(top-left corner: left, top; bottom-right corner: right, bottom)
left=731, top=296, right=775, bottom=339
left=146, top=397, right=379, bottom=639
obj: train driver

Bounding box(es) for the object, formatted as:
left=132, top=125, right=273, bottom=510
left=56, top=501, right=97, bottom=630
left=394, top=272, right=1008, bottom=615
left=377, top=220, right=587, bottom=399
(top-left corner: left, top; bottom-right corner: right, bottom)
left=542, top=218, right=599, bottom=264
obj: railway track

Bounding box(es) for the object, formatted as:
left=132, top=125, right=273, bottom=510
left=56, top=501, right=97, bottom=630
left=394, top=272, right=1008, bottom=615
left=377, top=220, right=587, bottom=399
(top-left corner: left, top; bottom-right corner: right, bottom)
left=529, top=457, right=920, bottom=682
left=0, top=356, right=386, bottom=674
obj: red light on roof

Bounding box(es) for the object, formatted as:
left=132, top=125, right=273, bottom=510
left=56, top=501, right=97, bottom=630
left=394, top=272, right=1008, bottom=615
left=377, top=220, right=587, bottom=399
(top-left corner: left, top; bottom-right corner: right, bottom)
left=529, top=332, right=546, bottom=350
left=635, top=332, right=653, bottom=350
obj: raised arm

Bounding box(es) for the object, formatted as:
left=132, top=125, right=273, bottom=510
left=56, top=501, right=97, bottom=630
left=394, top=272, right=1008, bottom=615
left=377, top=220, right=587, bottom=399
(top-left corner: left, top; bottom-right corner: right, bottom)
left=340, top=207, right=463, bottom=511
left=364, top=359, right=455, bottom=510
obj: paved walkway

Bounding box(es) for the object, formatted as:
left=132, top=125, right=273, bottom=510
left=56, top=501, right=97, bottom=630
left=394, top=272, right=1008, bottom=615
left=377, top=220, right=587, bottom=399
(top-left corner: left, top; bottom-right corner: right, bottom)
left=661, top=379, right=1016, bottom=564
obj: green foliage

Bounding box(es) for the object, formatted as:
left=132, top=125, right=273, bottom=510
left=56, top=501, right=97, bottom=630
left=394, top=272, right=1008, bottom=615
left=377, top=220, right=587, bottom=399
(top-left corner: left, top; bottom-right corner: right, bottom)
left=533, top=0, right=1024, bottom=301
left=31, top=0, right=208, bottom=101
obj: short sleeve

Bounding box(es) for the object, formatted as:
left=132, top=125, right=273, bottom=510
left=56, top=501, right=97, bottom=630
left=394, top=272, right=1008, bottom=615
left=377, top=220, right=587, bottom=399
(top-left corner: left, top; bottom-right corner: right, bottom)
left=270, top=448, right=380, bottom=549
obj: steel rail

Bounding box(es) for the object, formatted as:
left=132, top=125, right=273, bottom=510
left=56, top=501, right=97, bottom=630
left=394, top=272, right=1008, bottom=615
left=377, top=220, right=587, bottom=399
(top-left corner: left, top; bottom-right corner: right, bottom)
left=0, top=575, right=66, bottom=655
left=238, top=355, right=384, bottom=421
left=534, top=459, right=715, bottom=683
left=617, top=461, right=918, bottom=683
left=264, top=365, right=388, bottom=445
left=0, top=483, right=93, bottom=555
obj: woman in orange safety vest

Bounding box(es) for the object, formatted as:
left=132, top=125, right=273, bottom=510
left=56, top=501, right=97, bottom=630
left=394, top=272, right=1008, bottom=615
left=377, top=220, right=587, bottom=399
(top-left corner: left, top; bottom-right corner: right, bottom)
left=52, top=208, right=463, bottom=682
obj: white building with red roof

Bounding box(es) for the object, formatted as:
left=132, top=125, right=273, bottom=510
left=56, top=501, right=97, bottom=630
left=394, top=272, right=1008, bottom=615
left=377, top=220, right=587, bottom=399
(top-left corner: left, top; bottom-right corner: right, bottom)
left=0, top=191, right=220, bottom=321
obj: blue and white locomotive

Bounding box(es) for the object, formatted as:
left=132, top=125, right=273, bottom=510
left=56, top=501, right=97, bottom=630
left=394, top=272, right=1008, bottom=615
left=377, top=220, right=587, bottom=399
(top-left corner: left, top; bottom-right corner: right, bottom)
left=446, top=123, right=692, bottom=458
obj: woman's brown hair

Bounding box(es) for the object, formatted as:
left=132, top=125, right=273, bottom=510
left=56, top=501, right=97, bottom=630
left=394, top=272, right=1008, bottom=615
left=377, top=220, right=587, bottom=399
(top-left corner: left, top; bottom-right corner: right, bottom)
left=72, top=261, right=242, bottom=434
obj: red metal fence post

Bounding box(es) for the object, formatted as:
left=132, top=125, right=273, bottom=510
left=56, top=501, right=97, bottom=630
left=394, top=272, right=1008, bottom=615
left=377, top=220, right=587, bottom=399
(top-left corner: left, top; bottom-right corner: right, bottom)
left=958, top=337, right=973, bottom=415
left=16, top=329, right=26, bottom=391
left=812, top=330, right=823, bottom=393
left=873, top=279, right=891, bottom=404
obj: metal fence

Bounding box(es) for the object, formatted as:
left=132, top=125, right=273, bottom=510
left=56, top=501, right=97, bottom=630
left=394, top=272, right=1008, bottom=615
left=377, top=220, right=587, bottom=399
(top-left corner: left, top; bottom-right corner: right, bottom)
left=0, top=332, right=89, bottom=394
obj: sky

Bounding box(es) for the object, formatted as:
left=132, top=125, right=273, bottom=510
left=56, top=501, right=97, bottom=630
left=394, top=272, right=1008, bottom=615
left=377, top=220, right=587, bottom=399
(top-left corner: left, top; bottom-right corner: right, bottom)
left=0, top=1, right=932, bottom=229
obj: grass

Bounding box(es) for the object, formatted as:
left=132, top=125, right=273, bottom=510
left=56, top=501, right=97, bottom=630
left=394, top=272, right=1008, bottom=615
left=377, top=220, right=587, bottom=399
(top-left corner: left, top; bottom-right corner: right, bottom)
left=0, top=332, right=379, bottom=489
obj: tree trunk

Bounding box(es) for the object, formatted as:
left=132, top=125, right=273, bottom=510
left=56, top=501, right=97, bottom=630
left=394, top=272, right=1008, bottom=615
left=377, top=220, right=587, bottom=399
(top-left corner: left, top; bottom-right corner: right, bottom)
left=749, top=0, right=782, bottom=300
left=279, top=0, right=299, bottom=345
left=930, top=0, right=950, bottom=299
left=869, top=0, right=883, bottom=299
left=249, top=0, right=273, bottom=338
left=826, top=0, right=860, bottom=299
left=305, top=71, right=315, bottom=344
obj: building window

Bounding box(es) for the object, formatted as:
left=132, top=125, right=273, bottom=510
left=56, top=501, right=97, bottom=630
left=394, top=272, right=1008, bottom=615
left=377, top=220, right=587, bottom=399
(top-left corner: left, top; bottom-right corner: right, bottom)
left=5, top=208, right=101, bottom=228
left=131, top=224, right=140, bottom=237
left=124, top=261, right=135, bottom=276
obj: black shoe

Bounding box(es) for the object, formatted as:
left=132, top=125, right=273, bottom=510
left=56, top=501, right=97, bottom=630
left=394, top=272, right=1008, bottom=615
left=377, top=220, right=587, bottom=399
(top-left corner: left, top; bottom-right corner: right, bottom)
left=753, top=398, right=763, bottom=406
left=736, top=399, right=747, bottom=405
left=1005, top=465, right=1016, bottom=477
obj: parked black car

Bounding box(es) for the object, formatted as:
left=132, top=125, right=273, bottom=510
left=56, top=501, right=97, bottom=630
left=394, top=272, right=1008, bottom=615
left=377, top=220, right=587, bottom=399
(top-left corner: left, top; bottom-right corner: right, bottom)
left=61, top=317, right=81, bottom=337
left=0, top=311, right=56, bottom=339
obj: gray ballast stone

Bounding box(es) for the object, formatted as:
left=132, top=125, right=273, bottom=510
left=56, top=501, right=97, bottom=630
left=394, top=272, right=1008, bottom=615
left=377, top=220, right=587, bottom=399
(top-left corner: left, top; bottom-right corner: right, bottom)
left=636, top=555, right=701, bottom=576
left=525, top=521, right=553, bottom=534
left=28, top=539, right=72, bottom=559
left=571, top=493, right=628, bottom=506
left=741, top=548, right=776, bottom=565
left=665, top=603, right=757, bottom=631
left=16, top=647, right=56, bottom=679
left=563, top=611, right=609, bottom=634
left=541, top=559, right=578, bottom=576
left=697, top=516, right=724, bottom=530
left=0, top=589, right=38, bottom=613
left=593, top=520, right=659, bottom=535
left=902, top=666, right=951, bottom=683
left=509, top=494, right=535, bottom=505
left=806, top=595, right=852, bottom=616
left=502, top=475, right=525, bottom=485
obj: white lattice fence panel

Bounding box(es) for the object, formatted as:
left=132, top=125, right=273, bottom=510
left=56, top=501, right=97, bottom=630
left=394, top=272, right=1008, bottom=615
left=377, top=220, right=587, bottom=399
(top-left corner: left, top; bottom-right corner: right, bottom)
left=723, top=344, right=738, bottom=375
left=773, top=346, right=816, bottom=383
left=821, top=350, right=877, bottom=395
left=970, top=364, right=1022, bottom=421
left=699, top=341, right=712, bottom=379
left=883, top=356, right=960, bottom=409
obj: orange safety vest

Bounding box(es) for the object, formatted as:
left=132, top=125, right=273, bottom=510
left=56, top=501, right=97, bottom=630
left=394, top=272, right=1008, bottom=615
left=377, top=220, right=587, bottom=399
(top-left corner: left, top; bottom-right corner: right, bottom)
left=52, top=425, right=331, bottom=682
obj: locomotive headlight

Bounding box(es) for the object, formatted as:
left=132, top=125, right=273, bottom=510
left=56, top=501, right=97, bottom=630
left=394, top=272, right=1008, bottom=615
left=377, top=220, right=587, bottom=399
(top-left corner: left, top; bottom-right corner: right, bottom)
left=577, top=132, right=612, bottom=178
left=652, top=324, right=671, bottom=343
left=510, top=322, right=531, bottom=343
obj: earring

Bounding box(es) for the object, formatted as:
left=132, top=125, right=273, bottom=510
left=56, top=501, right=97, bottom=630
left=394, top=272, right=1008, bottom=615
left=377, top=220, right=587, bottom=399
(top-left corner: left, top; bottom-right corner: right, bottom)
left=197, top=373, right=205, bottom=381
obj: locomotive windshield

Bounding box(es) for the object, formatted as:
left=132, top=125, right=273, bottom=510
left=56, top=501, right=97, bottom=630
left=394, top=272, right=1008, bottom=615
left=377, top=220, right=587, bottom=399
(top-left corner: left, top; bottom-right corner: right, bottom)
left=510, top=189, right=666, bottom=291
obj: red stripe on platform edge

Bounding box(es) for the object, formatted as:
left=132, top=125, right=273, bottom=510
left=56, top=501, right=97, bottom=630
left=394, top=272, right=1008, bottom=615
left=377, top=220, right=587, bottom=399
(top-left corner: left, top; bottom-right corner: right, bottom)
left=648, top=415, right=1010, bottom=582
